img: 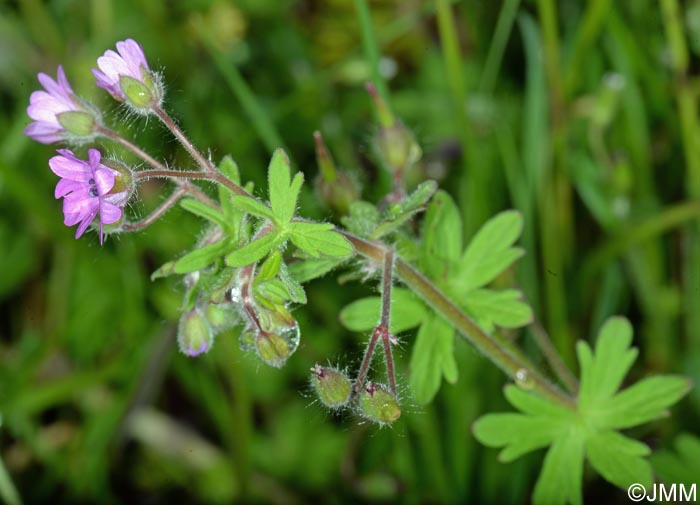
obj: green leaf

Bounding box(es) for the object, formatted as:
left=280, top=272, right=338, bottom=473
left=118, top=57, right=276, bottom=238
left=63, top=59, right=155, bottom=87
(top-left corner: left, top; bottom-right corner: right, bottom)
left=577, top=317, right=637, bottom=411
left=652, top=433, right=700, bottom=487
left=586, top=430, right=652, bottom=489
left=409, top=313, right=457, bottom=404
left=151, top=261, right=177, bottom=280
left=217, top=156, right=242, bottom=222
left=288, top=222, right=353, bottom=258
left=256, top=279, right=292, bottom=305
left=225, top=232, right=282, bottom=267
left=218, top=155, right=241, bottom=184
left=456, top=210, right=524, bottom=292
left=473, top=412, right=568, bottom=463
left=256, top=250, right=282, bottom=283
left=268, top=148, right=303, bottom=223
left=180, top=198, right=229, bottom=231
left=174, top=239, right=234, bottom=274
left=533, top=431, right=585, bottom=505
left=595, top=375, right=692, bottom=430
left=474, top=316, right=691, bottom=504
left=421, top=190, right=462, bottom=280
left=231, top=196, right=275, bottom=221
left=389, top=180, right=438, bottom=218
left=341, top=201, right=380, bottom=237
left=369, top=209, right=424, bottom=240
left=288, top=257, right=346, bottom=283
left=461, top=289, right=533, bottom=331
left=339, top=288, right=426, bottom=333
left=278, top=262, right=307, bottom=304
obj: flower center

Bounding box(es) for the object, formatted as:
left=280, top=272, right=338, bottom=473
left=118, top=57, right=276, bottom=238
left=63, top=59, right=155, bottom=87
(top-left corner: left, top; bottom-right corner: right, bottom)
left=88, top=178, right=98, bottom=198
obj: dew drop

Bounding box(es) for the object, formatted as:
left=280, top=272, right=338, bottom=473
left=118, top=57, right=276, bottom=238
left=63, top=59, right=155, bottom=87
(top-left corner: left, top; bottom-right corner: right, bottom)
left=514, top=368, right=535, bottom=390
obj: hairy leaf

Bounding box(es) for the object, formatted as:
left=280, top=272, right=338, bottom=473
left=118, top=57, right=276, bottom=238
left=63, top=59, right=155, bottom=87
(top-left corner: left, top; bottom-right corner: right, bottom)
left=225, top=232, right=282, bottom=267
left=231, top=195, right=275, bottom=221
left=174, top=239, right=234, bottom=274
left=268, top=148, right=303, bottom=223
left=288, top=222, right=353, bottom=258
left=180, top=198, right=229, bottom=231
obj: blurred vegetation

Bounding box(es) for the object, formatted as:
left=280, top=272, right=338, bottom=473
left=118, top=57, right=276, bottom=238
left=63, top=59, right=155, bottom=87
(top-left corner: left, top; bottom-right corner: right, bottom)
left=0, top=0, right=699, bottom=503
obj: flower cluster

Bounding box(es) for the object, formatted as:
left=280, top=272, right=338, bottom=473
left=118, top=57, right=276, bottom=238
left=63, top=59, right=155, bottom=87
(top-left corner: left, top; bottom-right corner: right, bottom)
left=25, top=38, right=162, bottom=244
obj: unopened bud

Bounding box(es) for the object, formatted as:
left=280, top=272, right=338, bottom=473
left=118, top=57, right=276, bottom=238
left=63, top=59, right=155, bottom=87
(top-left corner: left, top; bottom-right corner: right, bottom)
left=256, top=332, right=292, bottom=368
left=314, top=171, right=358, bottom=215
left=358, top=382, right=401, bottom=424
left=204, top=303, right=238, bottom=332
left=375, top=122, right=422, bottom=173
left=177, top=308, right=214, bottom=357
left=311, top=365, right=351, bottom=409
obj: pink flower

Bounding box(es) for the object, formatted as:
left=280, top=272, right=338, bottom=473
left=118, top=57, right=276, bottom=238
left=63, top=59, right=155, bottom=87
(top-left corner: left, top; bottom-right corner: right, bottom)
left=92, top=39, right=156, bottom=103
left=49, top=148, right=128, bottom=244
left=24, top=66, right=97, bottom=144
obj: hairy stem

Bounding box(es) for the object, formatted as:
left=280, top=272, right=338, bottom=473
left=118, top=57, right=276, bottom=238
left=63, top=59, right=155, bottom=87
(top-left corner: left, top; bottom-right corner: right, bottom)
left=97, top=126, right=166, bottom=170
left=153, top=106, right=216, bottom=173
left=122, top=186, right=187, bottom=231
left=380, top=249, right=397, bottom=394
left=141, top=163, right=574, bottom=406
left=343, top=233, right=574, bottom=408
left=134, top=169, right=249, bottom=197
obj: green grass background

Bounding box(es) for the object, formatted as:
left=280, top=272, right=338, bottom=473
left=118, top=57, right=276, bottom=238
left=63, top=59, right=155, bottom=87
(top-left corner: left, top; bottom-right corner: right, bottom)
left=0, top=0, right=698, bottom=503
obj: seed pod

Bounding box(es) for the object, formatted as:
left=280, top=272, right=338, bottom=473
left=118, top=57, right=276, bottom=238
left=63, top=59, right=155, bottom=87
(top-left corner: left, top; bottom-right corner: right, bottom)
left=358, top=382, right=401, bottom=424
left=311, top=365, right=351, bottom=409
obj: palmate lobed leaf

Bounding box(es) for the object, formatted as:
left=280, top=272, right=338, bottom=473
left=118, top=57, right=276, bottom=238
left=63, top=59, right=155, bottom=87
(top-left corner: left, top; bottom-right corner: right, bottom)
left=268, top=148, right=303, bottom=224
left=473, top=316, right=692, bottom=505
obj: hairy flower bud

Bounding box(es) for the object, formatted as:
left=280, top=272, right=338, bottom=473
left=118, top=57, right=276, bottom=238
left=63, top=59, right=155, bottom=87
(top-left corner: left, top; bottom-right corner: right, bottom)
left=255, top=332, right=292, bottom=368
left=358, top=382, right=401, bottom=424
left=204, top=303, right=238, bottom=332
left=374, top=122, right=422, bottom=173
left=311, top=365, right=352, bottom=409
left=177, top=308, right=214, bottom=357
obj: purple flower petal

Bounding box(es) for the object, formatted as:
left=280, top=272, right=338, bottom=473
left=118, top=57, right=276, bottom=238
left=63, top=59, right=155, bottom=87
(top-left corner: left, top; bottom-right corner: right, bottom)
left=24, top=66, right=90, bottom=144
left=93, top=39, right=152, bottom=102
left=49, top=148, right=127, bottom=245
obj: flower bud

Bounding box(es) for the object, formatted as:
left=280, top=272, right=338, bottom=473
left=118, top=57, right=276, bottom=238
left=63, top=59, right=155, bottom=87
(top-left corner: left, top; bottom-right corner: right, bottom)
left=204, top=303, right=238, bottom=332
left=374, top=122, right=422, bottom=173
left=312, top=131, right=359, bottom=214
left=311, top=365, right=351, bottom=409
left=177, top=308, right=214, bottom=357
left=255, top=332, right=292, bottom=368
left=358, top=383, right=401, bottom=424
